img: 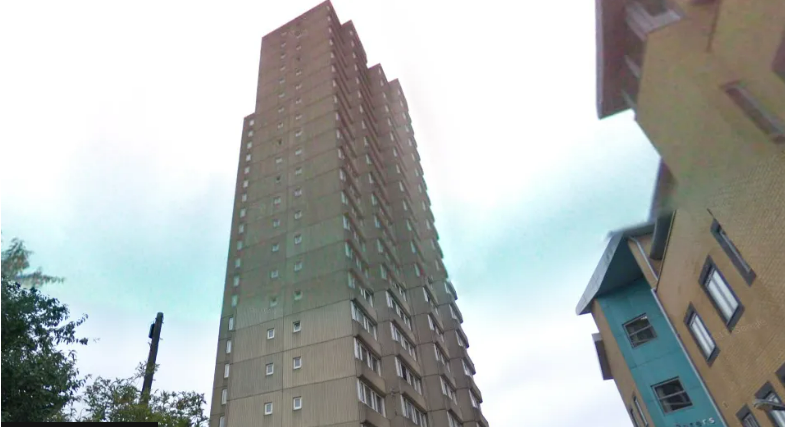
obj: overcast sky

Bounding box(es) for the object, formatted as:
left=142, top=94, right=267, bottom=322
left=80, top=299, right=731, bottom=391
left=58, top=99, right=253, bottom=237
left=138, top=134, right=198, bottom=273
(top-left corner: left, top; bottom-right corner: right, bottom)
left=1, top=0, right=659, bottom=425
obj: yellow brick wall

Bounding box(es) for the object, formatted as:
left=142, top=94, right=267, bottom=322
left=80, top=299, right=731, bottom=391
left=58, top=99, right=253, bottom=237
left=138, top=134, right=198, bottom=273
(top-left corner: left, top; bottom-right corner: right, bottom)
left=656, top=207, right=785, bottom=426
left=631, top=2, right=785, bottom=423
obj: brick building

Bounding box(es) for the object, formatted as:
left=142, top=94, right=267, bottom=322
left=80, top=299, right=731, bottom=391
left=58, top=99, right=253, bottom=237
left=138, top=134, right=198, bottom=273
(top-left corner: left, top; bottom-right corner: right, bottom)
left=578, top=0, right=785, bottom=426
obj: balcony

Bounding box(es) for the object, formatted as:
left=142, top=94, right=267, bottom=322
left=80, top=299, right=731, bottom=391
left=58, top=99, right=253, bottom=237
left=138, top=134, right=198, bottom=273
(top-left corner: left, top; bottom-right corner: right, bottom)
left=470, top=408, right=489, bottom=427
left=391, top=343, right=422, bottom=377
left=391, top=376, right=428, bottom=411
left=356, top=359, right=386, bottom=396
left=358, top=403, right=390, bottom=427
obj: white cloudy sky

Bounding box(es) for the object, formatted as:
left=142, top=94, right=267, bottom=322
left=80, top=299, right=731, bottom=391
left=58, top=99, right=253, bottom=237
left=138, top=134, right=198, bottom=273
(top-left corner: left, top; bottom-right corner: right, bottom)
left=0, top=0, right=659, bottom=426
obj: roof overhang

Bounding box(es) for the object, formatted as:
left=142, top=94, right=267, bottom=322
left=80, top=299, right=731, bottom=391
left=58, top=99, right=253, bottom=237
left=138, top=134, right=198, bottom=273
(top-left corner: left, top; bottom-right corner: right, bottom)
left=575, top=221, right=654, bottom=315
left=596, top=0, right=630, bottom=119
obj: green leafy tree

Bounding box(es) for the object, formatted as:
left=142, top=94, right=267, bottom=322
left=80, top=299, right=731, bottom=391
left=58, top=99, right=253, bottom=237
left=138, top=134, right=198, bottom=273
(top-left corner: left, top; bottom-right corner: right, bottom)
left=73, top=362, right=208, bottom=426
left=2, top=238, right=208, bottom=425
left=1, top=238, right=88, bottom=422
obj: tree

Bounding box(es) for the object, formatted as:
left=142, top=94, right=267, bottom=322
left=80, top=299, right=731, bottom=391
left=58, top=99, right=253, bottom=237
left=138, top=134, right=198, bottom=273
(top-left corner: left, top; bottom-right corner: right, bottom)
left=1, top=238, right=208, bottom=425
left=1, top=238, right=88, bottom=422
left=72, top=362, right=208, bottom=426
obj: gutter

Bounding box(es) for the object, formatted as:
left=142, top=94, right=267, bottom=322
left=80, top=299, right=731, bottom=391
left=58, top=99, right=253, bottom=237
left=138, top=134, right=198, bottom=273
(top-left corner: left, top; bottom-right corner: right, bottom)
left=629, top=232, right=729, bottom=427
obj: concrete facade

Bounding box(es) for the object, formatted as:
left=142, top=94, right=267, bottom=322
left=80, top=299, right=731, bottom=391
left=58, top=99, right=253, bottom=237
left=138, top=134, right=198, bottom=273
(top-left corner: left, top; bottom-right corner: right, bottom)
left=209, top=2, right=488, bottom=427
left=583, top=0, right=785, bottom=426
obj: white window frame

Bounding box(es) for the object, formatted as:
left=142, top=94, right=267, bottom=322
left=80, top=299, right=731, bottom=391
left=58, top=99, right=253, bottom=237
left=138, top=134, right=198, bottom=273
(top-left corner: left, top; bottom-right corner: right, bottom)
left=703, top=266, right=739, bottom=323
left=293, top=396, right=302, bottom=410
left=688, top=311, right=716, bottom=359
left=293, top=320, right=301, bottom=332
left=265, top=363, right=274, bottom=376
left=267, top=328, right=275, bottom=339
left=264, top=402, right=273, bottom=415
left=293, top=356, right=302, bottom=370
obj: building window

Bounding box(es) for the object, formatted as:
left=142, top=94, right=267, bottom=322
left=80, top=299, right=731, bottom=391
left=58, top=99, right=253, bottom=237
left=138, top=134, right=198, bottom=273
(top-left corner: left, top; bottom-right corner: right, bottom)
left=684, top=304, right=719, bottom=364
left=447, top=412, right=460, bottom=427
left=633, top=395, right=648, bottom=426
left=226, top=340, right=232, bottom=354
left=295, top=166, right=303, bottom=175
left=272, top=243, right=279, bottom=253
left=274, top=196, right=282, bottom=205
left=294, top=210, right=302, bottom=219
left=756, top=383, right=785, bottom=427
left=231, top=295, right=238, bottom=307
left=233, top=276, right=240, bottom=287
left=236, top=241, right=243, bottom=250
left=653, top=378, right=693, bottom=413
left=293, top=356, right=302, bottom=370
left=723, top=82, right=785, bottom=143
left=294, top=234, right=302, bottom=244
left=242, top=180, right=248, bottom=188
left=737, top=405, right=762, bottom=427
left=238, top=224, right=244, bottom=234
left=357, top=379, right=385, bottom=415
left=295, top=147, right=303, bottom=156
left=219, top=416, right=225, bottom=427
left=267, top=328, right=275, bottom=339
left=699, top=257, right=743, bottom=329
left=270, top=296, right=278, bottom=307
left=294, top=188, right=302, bottom=197
left=710, top=219, right=755, bottom=284
left=294, top=261, right=303, bottom=271
left=440, top=377, right=458, bottom=404
left=241, top=193, right=247, bottom=202
left=355, top=338, right=381, bottom=374
left=273, top=219, right=281, bottom=228
left=224, top=363, right=230, bottom=378
left=351, top=301, right=378, bottom=339
left=228, top=317, right=234, bottom=331
left=401, top=396, right=428, bottom=426
left=623, top=314, right=657, bottom=348
left=275, top=157, right=283, bottom=164
left=264, top=402, right=273, bottom=415
left=629, top=408, right=641, bottom=427
left=293, top=396, right=302, bottom=410
left=221, top=388, right=227, bottom=405
left=463, top=359, right=473, bottom=376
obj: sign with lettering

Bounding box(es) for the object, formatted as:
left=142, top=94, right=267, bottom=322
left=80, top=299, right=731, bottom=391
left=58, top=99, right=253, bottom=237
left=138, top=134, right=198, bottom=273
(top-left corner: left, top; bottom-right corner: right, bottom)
left=674, top=418, right=716, bottom=427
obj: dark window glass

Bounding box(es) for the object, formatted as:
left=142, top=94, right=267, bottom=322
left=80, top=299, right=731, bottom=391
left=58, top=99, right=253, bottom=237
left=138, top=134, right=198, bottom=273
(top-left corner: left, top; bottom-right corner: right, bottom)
left=653, top=378, right=693, bottom=413
left=624, top=315, right=657, bottom=347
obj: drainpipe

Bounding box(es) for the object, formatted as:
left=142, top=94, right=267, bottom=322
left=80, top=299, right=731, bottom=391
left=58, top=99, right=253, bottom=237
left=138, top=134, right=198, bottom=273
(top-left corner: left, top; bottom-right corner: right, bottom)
left=629, top=236, right=728, bottom=427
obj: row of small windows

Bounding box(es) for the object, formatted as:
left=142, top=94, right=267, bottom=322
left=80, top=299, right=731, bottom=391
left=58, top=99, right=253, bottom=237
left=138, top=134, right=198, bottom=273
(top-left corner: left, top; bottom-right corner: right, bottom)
left=222, top=300, right=471, bottom=424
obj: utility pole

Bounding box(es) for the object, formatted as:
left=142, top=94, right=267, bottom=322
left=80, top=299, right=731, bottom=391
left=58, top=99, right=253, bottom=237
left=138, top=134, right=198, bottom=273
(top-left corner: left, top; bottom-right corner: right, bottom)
left=141, top=312, right=164, bottom=403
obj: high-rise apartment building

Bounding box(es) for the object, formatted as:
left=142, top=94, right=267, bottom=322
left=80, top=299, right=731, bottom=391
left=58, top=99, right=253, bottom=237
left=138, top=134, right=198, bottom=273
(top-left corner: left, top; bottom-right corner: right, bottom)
left=209, top=3, right=488, bottom=427
left=579, top=0, right=785, bottom=426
